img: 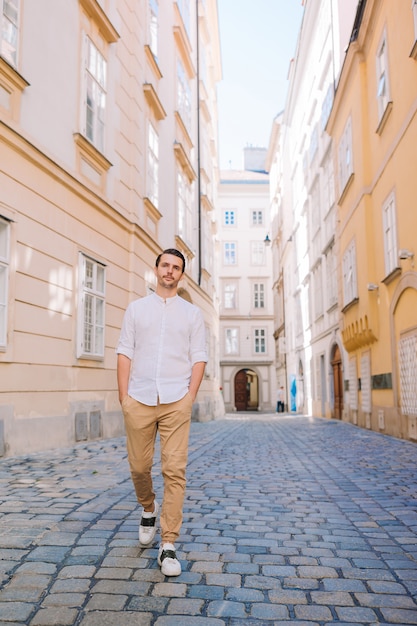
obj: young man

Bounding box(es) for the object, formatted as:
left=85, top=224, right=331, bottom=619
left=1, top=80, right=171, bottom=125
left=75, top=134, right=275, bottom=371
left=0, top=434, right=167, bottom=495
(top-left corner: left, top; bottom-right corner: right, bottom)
left=116, top=249, right=207, bottom=576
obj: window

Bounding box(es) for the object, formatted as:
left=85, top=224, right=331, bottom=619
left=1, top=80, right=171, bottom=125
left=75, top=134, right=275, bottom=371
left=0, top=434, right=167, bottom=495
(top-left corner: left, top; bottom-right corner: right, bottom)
left=225, top=328, right=238, bottom=355
left=224, top=283, right=237, bottom=309
left=338, top=117, right=353, bottom=194
left=147, top=123, right=159, bottom=208
left=376, top=33, right=391, bottom=120
left=322, top=154, right=335, bottom=214
left=413, top=1, right=417, bottom=54
left=177, top=169, right=192, bottom=243
left=177, top=0, right=190, bottom=37
left=253, top=283, right=264, bottom=309
left=251, top=210, right=263, bottom=226
left=326, top=246, right=338, bottom=309
left=84, top=37, right=107, bottom=152
left=223, top=210, right=235, bottom=226
left=382, top=191, right=398, bottom=276
left=254, top=328, right=266, bottom=354
left=321, top=83, right=333, bottom=131
left=342, top=239, right=358, bottom=307
left=309, top=124, right=318, bottom=164
left=149, top=0, right=158, bottom=59
left=224, top=242, right=236, bottom=265
left=313, top=263, right=323, bottom=319
left=1, top=0, right=19, bottom=66
left=78, top=254, right=106, bottom=359
left=251, top=241, right=265, bottom=266
left=0, top=217, right=10, bottom=348
left=177, top=59, right=191, bottom=131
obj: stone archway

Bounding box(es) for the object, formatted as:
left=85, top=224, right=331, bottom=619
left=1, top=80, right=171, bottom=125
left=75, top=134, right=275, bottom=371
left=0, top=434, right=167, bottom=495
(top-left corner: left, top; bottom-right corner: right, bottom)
left=234, top=369, right=259, bottom=411
left=331, top=345, right=343, bottom=419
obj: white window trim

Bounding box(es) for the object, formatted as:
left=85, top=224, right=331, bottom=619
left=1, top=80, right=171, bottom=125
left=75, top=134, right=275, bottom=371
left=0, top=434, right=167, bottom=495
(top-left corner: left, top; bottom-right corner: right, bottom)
left=382, top=190, right=398, bottom=277
left=82, top=35, right=107, bottom=153
left=149, top=0, right=158, bottom=60
left=253, top=282, right=265, bottom=309
left=342, top=239, right=358, bottom=307
left=253, top=327, right=266, bottom=354
left=77, top=253, right=106, bottom=359
left=338, top=116, right=354, bottom=195
left=223, top=242, right=237, bottom=265
left=147, top=122, right=159, bottom=208
left=225, top=327, right=239, bottom=355
left=376, top=30, right=391, bottom=122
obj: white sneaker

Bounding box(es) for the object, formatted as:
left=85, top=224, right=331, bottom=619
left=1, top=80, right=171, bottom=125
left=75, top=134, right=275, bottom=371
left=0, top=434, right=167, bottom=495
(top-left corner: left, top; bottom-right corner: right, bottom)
left=139, top=501, right=159, bottom=546
left=157, top=542, right=181, bottom=576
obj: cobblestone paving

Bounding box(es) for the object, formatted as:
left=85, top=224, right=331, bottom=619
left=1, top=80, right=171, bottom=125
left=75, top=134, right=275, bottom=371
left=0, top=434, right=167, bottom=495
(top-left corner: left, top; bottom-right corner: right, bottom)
left=0, top=413, right=416, bottom=625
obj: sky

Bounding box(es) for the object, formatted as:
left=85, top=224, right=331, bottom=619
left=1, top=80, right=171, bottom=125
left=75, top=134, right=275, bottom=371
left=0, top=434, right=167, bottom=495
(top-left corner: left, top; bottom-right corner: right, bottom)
left=216, top=0, right=305, bottom=170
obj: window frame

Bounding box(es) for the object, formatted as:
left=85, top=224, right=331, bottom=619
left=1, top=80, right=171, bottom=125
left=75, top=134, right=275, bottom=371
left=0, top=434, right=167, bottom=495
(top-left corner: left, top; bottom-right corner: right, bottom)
left=251, top=210, right=263, bottom=226
left=224, top=282, right=237, bottom=309
left=338, top=116, right=354, bottom=195
left=147, top=122, right=159, bottom=208
left=77, top=253, right=106, bottom=360
left=223, top=209, right=236, bottom=226
left=376, top=30, right=391, bottom=121
left=253, top=282, right=265, bottom=309
left=250, top=241, right=265, bottom=266
left=223, top=242, right=237, bottom=265
left=382, top=190, right=398, bottom=277
left=83, top=35, right=107, bottom=153
left=225, top=327, right=239, bottom=355
left=0, top=216, right=10, bottom=349
left=253, top=327, right=266, bottom=354
left=1, top=0, right=19, bottom=67
left=342, top=239, right=358, bottom=308
left=149, top=0, right=158, bottom=60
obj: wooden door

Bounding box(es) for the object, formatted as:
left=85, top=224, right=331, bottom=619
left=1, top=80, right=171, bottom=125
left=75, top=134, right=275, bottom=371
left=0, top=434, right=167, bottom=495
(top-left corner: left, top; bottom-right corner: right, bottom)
left=331, top=346, right=343, bottom=419
left=234, top=370, right=248, bottom=411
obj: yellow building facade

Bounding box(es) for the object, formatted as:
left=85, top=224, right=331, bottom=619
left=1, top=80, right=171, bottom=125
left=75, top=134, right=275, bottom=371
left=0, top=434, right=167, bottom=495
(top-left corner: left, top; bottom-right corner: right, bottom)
left=327, top=0, right=417, bottom=440
left=0, top=0, right=224, bottom=457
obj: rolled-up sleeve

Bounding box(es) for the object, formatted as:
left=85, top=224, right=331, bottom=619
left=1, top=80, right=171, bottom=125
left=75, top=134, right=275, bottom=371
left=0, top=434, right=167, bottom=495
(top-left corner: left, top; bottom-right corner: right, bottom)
left=116, top=303, right=135, bottom=360
left=190, top=309, right=208, bottom=365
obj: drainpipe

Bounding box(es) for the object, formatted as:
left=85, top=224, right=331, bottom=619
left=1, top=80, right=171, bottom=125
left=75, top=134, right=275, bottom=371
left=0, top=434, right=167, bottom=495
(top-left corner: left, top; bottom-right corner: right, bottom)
left=196, top=0, right=202, bottom=285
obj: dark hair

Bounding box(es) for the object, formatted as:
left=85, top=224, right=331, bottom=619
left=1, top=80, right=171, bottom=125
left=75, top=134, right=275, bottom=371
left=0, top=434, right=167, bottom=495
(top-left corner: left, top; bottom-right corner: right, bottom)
left=155, top=248, right=185, bottom=273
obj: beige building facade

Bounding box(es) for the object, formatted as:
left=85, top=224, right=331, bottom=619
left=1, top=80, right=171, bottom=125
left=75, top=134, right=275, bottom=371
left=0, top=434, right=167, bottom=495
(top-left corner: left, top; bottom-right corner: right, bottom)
left=0, top=0, right=224, bottom=457
left=327, top=0, right=417, bottom=440
left=218, top=150, right=275, bottom=413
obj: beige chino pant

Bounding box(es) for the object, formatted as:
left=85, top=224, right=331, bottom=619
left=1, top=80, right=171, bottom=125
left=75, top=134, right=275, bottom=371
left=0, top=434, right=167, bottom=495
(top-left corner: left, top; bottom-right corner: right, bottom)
left=122, top=393, right=193, bottom=544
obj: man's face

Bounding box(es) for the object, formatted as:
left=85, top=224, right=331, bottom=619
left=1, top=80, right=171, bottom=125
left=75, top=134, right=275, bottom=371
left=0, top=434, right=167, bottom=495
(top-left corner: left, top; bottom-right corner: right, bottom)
left=154, top=253, right=184, bottom=291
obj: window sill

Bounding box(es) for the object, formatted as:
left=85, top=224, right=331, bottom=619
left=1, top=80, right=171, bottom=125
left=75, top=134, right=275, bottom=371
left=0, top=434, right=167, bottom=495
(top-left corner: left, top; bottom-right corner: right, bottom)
left=341, top=296, right=359, bottom=314
left=382, top=266, right=401, bottom=286
left=376, top=101, right=393, bottom=135
left=73, top=133, right=112, bottom=191
left=338, top=172, right=354, bottom=204
left=0, top=56, right=29, bottom=120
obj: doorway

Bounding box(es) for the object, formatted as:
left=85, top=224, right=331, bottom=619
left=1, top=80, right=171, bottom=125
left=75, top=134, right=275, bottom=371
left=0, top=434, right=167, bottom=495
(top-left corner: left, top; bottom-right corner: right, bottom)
left=331, top=345, right=343, bottom=419
left=234, top=369, right=258, bottom=411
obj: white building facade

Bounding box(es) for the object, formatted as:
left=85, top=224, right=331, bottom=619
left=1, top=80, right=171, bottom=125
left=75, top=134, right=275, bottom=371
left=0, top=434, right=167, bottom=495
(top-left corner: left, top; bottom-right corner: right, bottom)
left=218, top=151, right=275, bottom=412
left=267, top=0, right=358, bottom=416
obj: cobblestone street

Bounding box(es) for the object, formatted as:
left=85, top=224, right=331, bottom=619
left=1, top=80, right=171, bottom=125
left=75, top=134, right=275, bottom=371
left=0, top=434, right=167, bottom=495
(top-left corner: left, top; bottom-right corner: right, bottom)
left=0, top=414, right=416, bottom=625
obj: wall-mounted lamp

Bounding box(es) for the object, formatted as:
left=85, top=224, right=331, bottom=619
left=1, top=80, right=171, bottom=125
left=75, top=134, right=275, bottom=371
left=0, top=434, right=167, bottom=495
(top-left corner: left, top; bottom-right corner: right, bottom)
left=264, top=234, right=271, bottom=246
left=367, top=283, right=379, bottom=292
left=398, top=249, right=414, bottom=260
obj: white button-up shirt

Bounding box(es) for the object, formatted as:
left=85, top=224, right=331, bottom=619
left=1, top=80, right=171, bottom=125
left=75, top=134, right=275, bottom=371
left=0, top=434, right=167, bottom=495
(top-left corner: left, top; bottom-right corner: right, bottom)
left=116, top=293, right=207, bottom=406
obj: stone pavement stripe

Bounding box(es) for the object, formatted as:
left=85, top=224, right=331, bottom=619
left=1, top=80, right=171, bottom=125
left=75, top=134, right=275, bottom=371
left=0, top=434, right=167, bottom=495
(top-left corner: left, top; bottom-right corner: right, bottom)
left=0, top=415, right=415, bottom=625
